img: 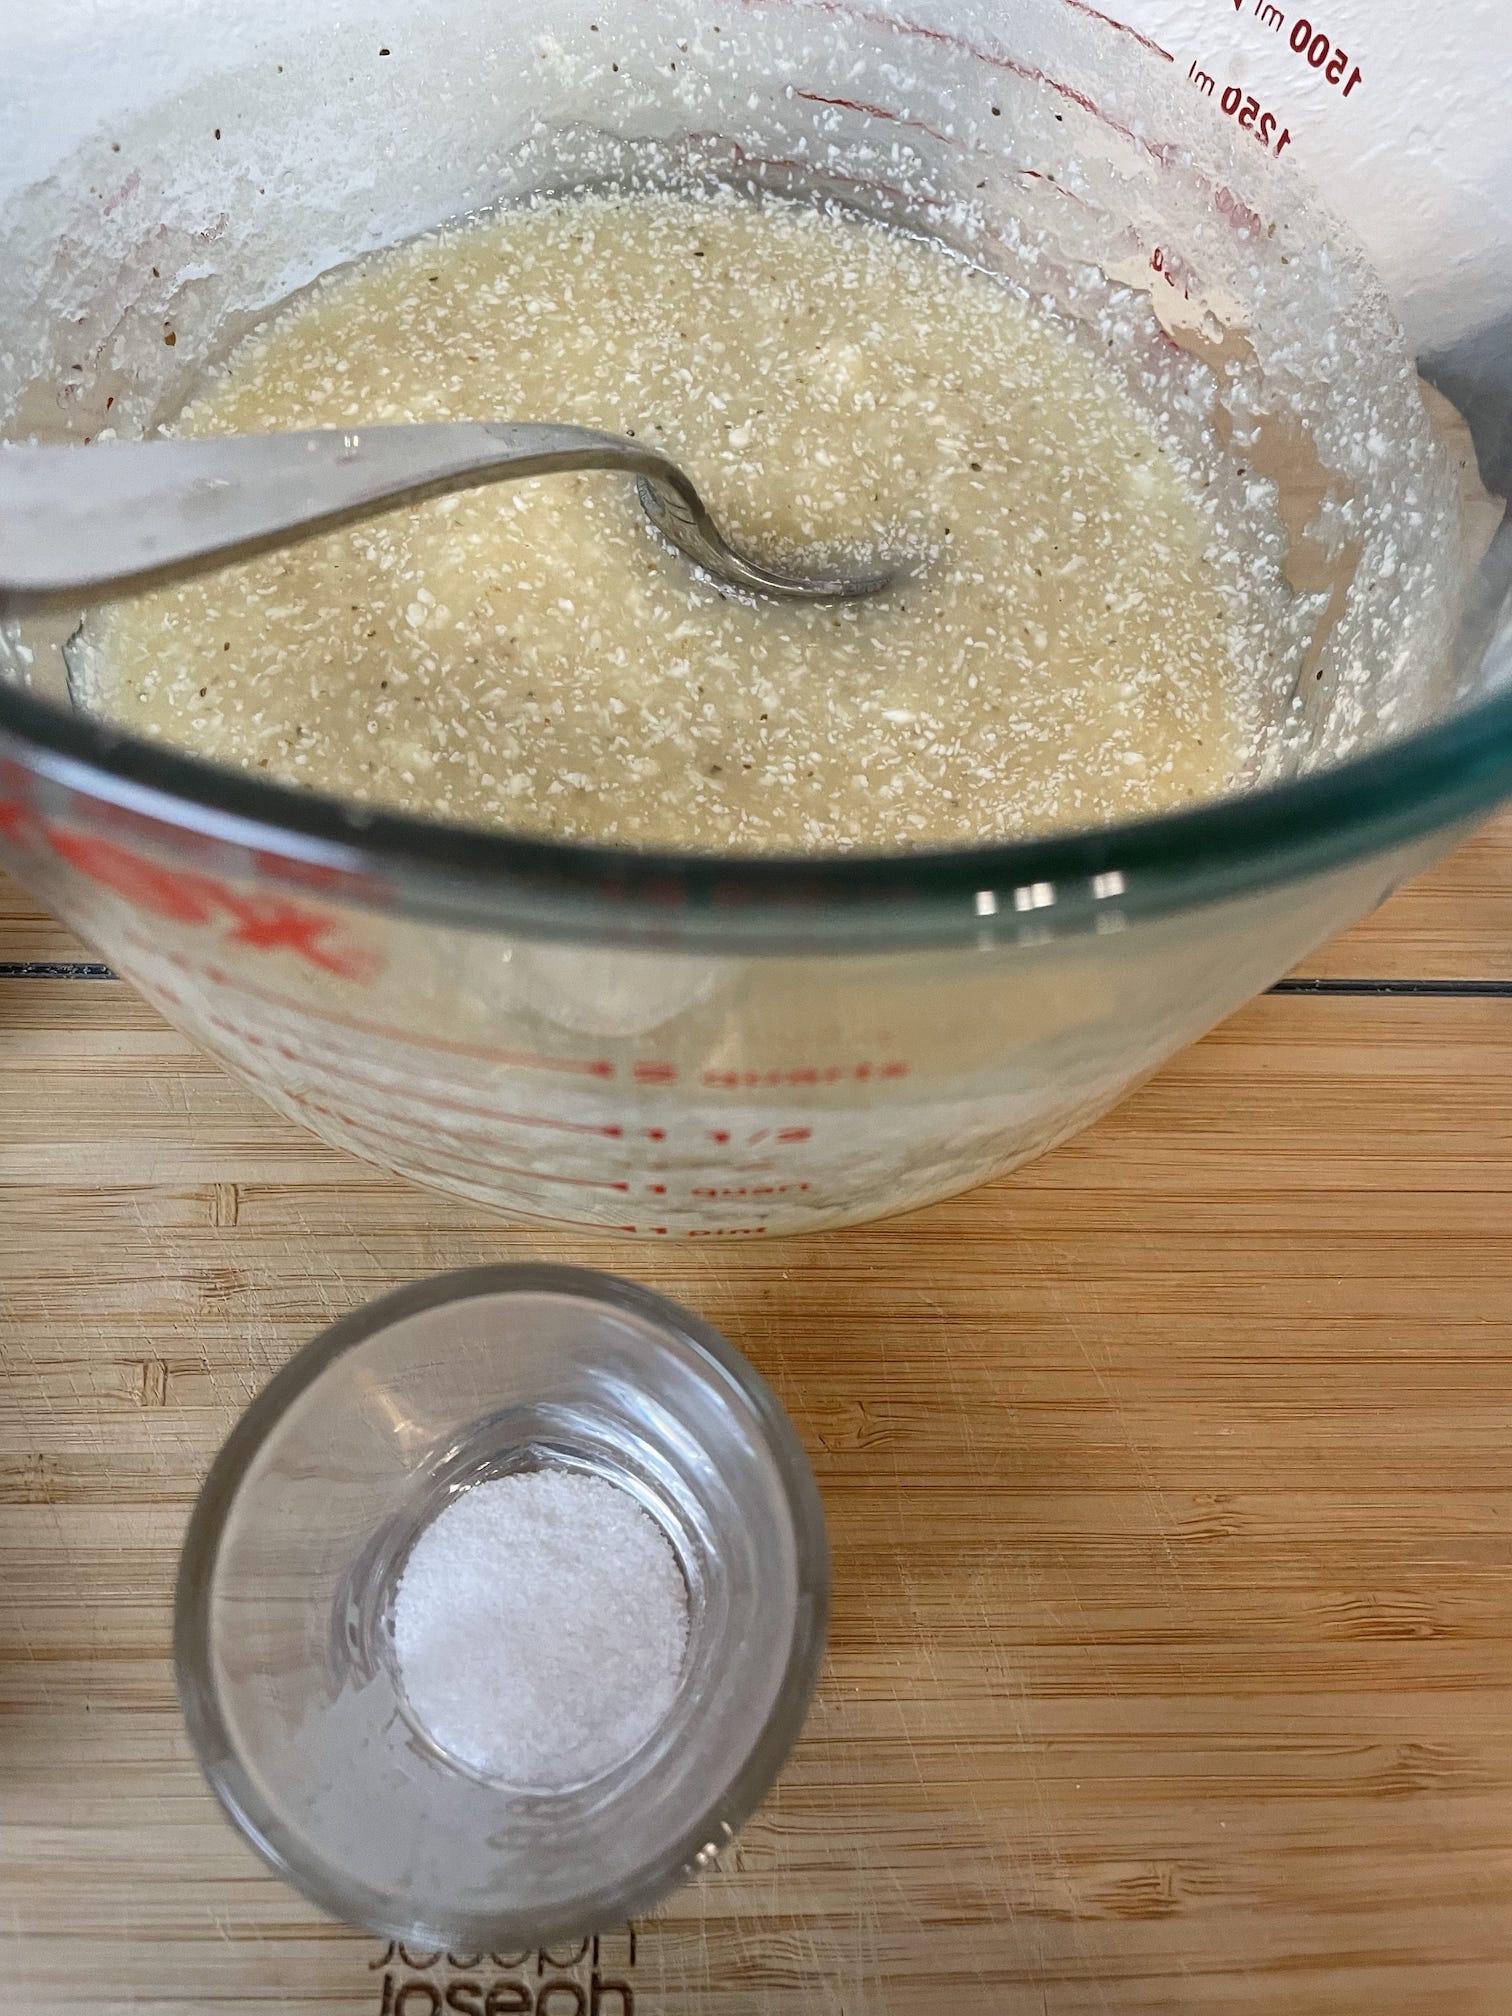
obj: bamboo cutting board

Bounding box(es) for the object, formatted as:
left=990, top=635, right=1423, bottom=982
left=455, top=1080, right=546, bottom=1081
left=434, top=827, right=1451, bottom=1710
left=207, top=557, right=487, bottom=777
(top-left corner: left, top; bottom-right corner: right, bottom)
left=4, top=820, right=1512, bottom=2016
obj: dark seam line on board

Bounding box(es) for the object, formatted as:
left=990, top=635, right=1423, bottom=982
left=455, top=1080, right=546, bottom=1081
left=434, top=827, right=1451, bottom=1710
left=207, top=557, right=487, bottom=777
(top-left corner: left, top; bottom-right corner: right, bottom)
left=0, top=964, right=1509, bottom=995
left=1271, top=977, right=1512, bottom=998
left=0, top=961, right=116, bottom=978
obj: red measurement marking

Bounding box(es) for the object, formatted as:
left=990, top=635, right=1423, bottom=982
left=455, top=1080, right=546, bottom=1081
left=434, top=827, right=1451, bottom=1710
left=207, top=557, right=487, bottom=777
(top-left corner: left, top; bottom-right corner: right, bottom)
left=101, top=167, right=143, bottom=216
left=690, top=1184, right=811, bottom=1199
left=291, top=1094, right=633, bottom=1192
left=200, top=1014, right=628, bottom=1137
left=143, top=940, right=899, bottom=1116
left=291, top=1108, right=641, bottom=1230
left=687, top=1226, right=769, bottom=1238
left=1151, top=244, right=1190, bottom=296
left=1058, top=0, right=1172, bottom=61
left=1288, top=15, right=1362, bottom=95
left=129, top=936, right=619, bottom=1079
left=319, top=1065, right=625, bottom=1137
left=632, top=1060, right=679, bottom=1086
left=703, top=1061, right=907, bottom=1089
left=794, top=1, right=1182, bottom=167
left=793, top=89, right=953, bottom=147
left=705, top=1125, right=813, bottom=1149
left=423, top=1181, right=641, bottom=1236
left=708, top=133, right=957, bottom=228
left=726, top=0, right=1257, bottom=240
left=0, top=797, right=32, bottom=845
left=1204, top=73, right=1292, bottom=156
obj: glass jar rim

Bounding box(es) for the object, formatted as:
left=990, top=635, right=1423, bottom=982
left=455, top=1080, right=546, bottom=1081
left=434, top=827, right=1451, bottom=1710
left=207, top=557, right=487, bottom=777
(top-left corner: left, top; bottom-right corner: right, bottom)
left=7, top=667, right=1512, bottom=953
left=173, top=1262, right=831, bottom=1946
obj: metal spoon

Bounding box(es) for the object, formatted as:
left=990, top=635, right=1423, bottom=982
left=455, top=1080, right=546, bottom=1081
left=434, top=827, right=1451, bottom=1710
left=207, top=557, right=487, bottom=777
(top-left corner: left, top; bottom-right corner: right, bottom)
left=0, top=423, right=898, bottom=607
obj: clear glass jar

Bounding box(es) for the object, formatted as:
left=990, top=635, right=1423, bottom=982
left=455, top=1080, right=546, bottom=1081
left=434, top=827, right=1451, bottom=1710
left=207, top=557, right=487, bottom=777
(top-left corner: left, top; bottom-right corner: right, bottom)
left=174, top=1264, right=829, bottom=1946
left=2, top=0, right=1509, bottom=1235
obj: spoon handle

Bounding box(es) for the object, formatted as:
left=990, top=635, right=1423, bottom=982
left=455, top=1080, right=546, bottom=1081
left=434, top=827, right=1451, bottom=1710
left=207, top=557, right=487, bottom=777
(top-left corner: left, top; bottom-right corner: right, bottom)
left=0, top=423, right=893, bottom=606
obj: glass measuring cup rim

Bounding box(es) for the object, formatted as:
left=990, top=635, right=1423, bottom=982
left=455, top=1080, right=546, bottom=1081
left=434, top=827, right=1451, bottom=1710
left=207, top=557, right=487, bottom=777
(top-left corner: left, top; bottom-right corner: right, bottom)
left=4, top=664, right=1512, bottom=950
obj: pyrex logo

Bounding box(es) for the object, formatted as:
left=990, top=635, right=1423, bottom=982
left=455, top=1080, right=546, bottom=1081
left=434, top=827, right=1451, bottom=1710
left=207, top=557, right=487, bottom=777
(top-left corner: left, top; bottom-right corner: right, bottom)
left=0, top=792, right=381, bottom=982
left=371, top=1931, right=639, bottom=2014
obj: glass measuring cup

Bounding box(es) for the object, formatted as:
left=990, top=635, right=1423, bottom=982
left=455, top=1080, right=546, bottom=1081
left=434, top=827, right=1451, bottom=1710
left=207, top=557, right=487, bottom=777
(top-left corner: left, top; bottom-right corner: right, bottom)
left=1, top=0, right=1509, bottom=1237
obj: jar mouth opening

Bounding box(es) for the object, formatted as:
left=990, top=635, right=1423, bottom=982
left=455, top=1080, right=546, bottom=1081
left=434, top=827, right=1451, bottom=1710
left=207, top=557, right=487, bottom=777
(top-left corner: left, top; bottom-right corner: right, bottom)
left=7, top=674, right=1512, bottom=950
left=172, top=1264, right=831, bottom=1949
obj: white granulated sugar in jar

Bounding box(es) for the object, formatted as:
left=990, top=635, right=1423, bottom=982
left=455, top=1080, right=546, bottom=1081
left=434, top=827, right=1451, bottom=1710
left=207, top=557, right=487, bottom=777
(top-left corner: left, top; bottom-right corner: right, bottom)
left=392, top=1469, right=689, bottom=1788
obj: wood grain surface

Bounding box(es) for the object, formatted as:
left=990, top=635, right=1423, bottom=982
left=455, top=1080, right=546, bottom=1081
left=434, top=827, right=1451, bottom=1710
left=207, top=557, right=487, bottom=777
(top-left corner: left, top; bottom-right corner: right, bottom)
left=3, top=819, right=1512, bottom=2015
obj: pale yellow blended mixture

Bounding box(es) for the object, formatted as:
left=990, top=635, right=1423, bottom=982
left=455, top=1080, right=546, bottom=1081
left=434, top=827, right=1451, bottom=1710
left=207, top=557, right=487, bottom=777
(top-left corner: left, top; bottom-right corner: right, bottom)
left=90, top=190, right=1253, bottom=852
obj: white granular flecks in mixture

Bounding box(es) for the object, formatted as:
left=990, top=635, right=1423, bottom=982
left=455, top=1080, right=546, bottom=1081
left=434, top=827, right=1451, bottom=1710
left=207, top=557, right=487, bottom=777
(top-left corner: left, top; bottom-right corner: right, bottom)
left=90, top=188, right=1258, bottom=852
left=392, top=1469, right=689, bottom=1789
